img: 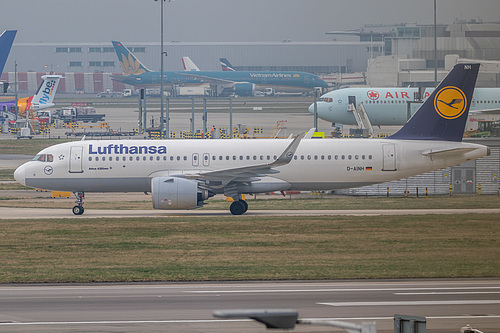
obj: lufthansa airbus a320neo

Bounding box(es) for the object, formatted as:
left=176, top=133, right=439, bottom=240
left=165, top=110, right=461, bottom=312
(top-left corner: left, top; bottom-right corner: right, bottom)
left=15, top=64, right=489, bottom=215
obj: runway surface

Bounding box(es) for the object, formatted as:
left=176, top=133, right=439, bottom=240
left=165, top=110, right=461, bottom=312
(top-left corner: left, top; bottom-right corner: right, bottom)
left=0, top=280, right=498, bottom=332
left=2, top=206, right=500, bottom=219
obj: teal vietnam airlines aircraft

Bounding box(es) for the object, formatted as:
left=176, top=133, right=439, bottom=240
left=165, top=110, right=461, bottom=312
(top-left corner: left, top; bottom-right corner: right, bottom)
left=309, top=86, right=500, bottom=126
left=111, top=41, right=328, bottom=96
left=15, top=64, right=489, bottom=215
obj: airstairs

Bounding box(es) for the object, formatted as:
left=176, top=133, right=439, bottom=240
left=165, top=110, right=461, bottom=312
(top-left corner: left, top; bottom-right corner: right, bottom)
left=269, top=120, right=287, bottom=138
left=0, top=109, right=16, bottom=122
left=347, top=102, right=373, bottom=137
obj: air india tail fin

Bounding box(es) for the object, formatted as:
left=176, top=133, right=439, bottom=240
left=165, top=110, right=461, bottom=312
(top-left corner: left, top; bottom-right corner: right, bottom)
left=219, top=58, right=235, bottom=71
left=389, top=63, right=480, bottom=142
left=182, top=56, right=200, bottom=71
left=111, top=41, right=151, bottom=76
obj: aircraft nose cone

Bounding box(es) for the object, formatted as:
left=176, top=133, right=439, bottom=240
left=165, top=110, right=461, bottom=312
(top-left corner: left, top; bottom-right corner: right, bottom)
left=307, top=103, right=315, bottom=115
left=14, top=164, right=26, bottom=185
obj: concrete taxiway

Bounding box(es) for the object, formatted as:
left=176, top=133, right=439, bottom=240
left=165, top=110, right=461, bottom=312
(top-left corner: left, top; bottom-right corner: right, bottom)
left=2, top=206, right=500, bottom=219
left=0, top=280, right=498, bottom=332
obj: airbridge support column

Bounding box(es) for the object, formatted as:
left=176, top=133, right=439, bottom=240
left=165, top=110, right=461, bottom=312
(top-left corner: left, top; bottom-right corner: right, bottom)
left=202, top=98, right=207, bottom=138
left=138, top=88, right=146, bottom=134
left=191, top=97, right=195, bottom=139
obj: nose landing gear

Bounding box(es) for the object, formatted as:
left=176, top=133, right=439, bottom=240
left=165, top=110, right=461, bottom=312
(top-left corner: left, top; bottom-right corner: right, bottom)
left=72, top=192, right=85, bottom=215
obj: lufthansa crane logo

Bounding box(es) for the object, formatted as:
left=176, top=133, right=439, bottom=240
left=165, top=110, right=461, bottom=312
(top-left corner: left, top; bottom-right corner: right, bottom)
left=434, top=86, right=467, bottom=119
left=44, top=165, right=53, bottom=175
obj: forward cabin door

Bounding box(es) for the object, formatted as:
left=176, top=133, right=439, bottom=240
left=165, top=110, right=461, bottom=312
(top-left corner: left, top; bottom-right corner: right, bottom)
left=382, top=144, right=396, bottom=171
left=69, top=146, right=84, bottom=173
left=348, top=95, right=357, bottom=108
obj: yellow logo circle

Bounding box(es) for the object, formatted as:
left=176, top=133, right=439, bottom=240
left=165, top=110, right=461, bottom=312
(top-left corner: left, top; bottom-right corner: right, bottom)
left=434, top=86, right=467, bottom=119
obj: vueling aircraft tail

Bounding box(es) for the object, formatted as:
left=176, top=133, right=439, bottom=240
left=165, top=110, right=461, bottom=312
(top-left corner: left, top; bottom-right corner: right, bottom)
left=0, top=30, right=17, bottom=75
left=220, top=58, right=235, bottom=71
left=112, top=41, right=151, bottom=76
left=389, top=63, right=480, bottom=142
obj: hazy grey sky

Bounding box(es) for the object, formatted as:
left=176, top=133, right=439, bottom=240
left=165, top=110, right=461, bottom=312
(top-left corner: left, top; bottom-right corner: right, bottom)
left=1, top=0, right=499, bottom=43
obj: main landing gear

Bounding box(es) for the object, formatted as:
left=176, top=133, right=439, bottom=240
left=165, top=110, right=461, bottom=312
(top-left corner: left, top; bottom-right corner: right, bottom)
left=72, top=192, right=85, bottom=215
left=229, top=199, right=248, bottom=215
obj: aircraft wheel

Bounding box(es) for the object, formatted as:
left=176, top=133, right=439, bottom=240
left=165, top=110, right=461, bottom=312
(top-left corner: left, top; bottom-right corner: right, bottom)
left=230, top=200, right=247, bottom=215
left=240, top=200, right=248, bottom=213
left=72, top=205, right=84, bottom=215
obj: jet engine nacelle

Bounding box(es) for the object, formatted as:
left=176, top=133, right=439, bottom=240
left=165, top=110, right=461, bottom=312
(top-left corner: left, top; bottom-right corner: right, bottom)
left=152, top=177, right=208, bottom=210
left=233, top=82, right=255, bottom=97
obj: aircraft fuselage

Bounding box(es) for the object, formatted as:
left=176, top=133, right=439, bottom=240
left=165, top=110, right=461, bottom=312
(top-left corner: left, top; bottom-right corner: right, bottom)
left=15, top=138, right=488, bottom=194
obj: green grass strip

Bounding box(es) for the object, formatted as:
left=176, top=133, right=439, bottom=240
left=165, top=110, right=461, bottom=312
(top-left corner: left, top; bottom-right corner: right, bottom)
left=0, top=214, right=498, bottom=283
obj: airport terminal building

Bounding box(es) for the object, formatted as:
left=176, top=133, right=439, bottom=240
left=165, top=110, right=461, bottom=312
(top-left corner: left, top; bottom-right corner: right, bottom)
left=1, top=20, right=499, bottom=94
left=1, top=41, right=377, bottom=95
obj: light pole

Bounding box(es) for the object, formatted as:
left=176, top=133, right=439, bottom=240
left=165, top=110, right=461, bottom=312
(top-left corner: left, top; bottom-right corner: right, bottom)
left=434, top=0, right=437, bottom=87
left=155, top=0, right=174, bottom=139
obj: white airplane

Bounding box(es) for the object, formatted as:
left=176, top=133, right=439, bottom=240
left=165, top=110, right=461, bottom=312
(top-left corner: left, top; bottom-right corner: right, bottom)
left=309, top=87, right=500, bottom=126
left=182, top=56, right=200, bottom=71
left=14, top=64, right=489, bottom=216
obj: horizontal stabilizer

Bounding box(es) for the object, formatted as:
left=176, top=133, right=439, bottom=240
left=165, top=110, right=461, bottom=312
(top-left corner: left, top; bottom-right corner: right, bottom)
left=422, top=147, right=478, bottom=157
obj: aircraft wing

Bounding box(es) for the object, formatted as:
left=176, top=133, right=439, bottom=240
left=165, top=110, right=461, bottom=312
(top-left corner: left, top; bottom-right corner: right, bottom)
left=183, top=133, right=304, bottom=185
left=178, top=72, right=236, bottom=86
left=110, top=74, right=139, bottom=83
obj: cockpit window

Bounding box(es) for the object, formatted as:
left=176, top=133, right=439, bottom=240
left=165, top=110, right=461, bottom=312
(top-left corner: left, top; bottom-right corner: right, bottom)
left=32, top=154, right=46, bottom=162
left=31, top=154, right=53, bottom=162
left=319, top=97, right=333, bottom=103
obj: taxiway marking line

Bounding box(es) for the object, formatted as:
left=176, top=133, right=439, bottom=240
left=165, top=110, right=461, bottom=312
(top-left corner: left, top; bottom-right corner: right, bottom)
left=2, top=315, right=500, bottom=326
left=318, top=300, right=500, bottom=307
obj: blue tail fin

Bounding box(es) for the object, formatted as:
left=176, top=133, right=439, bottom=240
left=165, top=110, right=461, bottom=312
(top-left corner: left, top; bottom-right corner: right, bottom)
left=111, top=41, right=151, bottom=76
left=220, top=58, right=235, bottom=71
left=389, top=63, right=480, bottom=142
left=0, top=30, right=17, bottom=75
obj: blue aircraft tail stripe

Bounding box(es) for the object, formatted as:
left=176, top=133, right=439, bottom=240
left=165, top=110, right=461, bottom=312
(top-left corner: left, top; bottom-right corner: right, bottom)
left=0, top=30, right=17, bottom=75
left=219, top=58, right=235, bottom=71
left=388, top=63, right=480, bottom=142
